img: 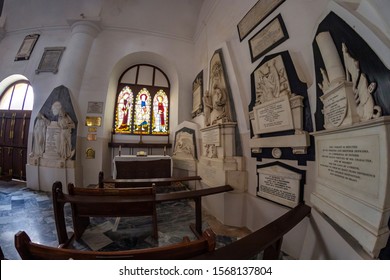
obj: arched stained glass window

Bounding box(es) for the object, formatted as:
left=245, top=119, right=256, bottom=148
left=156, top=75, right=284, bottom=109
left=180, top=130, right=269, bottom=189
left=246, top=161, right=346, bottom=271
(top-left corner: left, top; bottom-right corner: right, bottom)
left=134, top=88, right=151, bottom=134
left=113, top=64, right=170, bottom=135
left=115, top=86, right=133, bottom=133
left=152, top=90, right=168, bottom=134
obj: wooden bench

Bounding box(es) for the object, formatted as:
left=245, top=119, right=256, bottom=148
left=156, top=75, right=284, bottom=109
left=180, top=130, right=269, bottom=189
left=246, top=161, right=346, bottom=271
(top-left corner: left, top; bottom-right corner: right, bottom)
left=52, top=181, right=233, bottom=244
left=98, top=171, right=202, bottom=189
left=53, top=182, right=158, bottom=243
left=15, top=229, right=216, bottom=260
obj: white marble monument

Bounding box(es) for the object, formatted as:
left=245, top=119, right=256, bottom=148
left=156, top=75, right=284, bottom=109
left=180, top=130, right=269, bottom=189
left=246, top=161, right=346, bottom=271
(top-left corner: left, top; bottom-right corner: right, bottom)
left=26, top=86, right=78, bottom=192
left=249, top=54, right=310, bottom=155
left=311, top=34, right=389, bottom=258
left=198, top=49, right=247, bottom=194
left=172, top=122, right=199, bottom=189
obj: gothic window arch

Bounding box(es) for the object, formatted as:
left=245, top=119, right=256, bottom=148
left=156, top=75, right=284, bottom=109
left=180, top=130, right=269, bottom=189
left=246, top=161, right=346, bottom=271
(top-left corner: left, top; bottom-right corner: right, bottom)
left=0, top=80, right=34, bottom=111
left=114, top=64, right=170, bottom=135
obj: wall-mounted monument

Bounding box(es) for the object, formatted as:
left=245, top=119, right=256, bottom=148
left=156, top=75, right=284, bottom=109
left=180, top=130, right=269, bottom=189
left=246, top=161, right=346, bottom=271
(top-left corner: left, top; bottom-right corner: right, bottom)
left=172, top=122, right=199, bottom=189
left=26, top=85, right=78, bottom=192
left=198, top=49, right=246, bottom=193
left=248, top=51, right=314, bottom=165
left=311, top=12, right=390, bottom=258
left=257, top=162, right=305, bottom=208
left=192, top=71, right=203, bottom=118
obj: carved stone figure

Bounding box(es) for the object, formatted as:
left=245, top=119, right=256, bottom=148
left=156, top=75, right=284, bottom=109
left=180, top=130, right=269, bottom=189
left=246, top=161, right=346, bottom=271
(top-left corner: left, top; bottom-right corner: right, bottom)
left=254, top=55, right=291, bottom=105
left=173, top=132, right=195, bottom=159
left=31, top=113, right=50, bottom=157
left=203, top=90, right=212, bottom=127
left=58, top=110, right=75, bottom=159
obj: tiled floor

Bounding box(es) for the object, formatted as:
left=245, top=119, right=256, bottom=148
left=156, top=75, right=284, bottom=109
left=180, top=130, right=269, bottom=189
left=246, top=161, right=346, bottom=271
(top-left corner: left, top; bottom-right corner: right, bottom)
left=0, top=180, right=249, bottom=260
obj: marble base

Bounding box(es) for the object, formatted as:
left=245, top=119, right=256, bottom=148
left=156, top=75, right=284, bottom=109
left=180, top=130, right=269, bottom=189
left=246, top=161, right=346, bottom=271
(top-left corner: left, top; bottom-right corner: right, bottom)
left=26, top=164, right=76, bottom=193
left=310, top=116, right=390, bottom=257
left=172, top=156, right=198, bottom=189
left=198, top=157, right=247, bottom=193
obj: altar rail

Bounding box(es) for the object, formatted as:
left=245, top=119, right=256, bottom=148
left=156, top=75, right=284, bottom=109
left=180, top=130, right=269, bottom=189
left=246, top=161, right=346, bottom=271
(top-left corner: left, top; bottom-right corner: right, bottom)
left=99, top=171, right=202, bottom=188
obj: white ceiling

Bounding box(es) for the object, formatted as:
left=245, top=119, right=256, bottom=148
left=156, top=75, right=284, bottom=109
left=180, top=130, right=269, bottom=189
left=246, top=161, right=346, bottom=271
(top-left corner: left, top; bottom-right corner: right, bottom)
left=2, top=0, right=204, bottom=40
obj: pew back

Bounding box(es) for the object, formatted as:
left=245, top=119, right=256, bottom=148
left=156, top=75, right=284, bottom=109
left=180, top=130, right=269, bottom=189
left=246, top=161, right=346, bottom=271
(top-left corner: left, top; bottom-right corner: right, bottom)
left=15, top=230, right=216, bottom=260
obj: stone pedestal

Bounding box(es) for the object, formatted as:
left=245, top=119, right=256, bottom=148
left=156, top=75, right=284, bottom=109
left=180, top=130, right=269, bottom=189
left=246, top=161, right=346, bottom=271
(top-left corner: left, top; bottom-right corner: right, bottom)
left=310, top=116, right=390, bottom=258
left=26, top=159, right=76, bottom=193
left=198, top=123, right=246, bottom=192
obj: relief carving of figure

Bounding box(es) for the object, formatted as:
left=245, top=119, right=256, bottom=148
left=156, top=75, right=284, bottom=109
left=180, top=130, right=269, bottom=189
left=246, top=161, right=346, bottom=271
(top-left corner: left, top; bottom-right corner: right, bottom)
left=31, top=113, right=50, bottom=157
left=203, top=90, right=212, bottom=127
left=255, top=56, right=291, bottom=105
left=341, top=42, right=382, bottom=121
left=173, top=132, right=195, bottom=159
left=52, top=101, right=75, bottom=160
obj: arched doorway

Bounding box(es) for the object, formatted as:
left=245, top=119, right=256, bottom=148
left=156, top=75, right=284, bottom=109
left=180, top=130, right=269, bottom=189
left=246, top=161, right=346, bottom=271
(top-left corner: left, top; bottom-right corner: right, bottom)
left=0, top=76, right=33, bottom=181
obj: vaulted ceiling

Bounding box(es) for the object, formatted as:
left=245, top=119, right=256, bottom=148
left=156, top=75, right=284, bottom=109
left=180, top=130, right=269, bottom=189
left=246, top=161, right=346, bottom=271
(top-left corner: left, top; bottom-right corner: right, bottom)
left=2, top=0, right=204, bottom=41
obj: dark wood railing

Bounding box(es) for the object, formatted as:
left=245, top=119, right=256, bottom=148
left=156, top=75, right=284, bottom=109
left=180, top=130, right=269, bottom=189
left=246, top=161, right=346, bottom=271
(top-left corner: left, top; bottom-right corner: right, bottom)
left=193, top=203, right=311, bottom=260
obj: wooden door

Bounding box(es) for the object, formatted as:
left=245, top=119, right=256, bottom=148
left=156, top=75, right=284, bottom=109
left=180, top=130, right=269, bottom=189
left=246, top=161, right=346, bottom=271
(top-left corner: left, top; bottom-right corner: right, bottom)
left=0, top=110, right=31, bottom=180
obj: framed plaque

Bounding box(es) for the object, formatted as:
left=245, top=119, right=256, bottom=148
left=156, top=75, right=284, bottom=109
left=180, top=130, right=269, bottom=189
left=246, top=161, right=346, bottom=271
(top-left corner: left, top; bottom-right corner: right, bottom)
left=36, top=47, right=65, bottom=74
left=249, top=14, right=289, bottom=62
left=87, top=101, right=104, bottom=114
left=15, top=34, right=40, bottom=61
left=237, top=0, right=285, bottom=41
left=257, top=162, right=304, bottom=208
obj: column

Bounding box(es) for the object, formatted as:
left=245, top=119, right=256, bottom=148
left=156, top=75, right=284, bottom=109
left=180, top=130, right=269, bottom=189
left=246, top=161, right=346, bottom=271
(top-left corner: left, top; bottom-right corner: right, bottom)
left=59, top=19, right=101, bottom=97
left=316, top=31, right=345, bottom=85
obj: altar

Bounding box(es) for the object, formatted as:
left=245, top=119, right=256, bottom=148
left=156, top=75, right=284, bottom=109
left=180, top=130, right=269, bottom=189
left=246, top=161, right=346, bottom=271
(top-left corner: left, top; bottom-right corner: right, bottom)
left=112, top=155, right=172, bottom=179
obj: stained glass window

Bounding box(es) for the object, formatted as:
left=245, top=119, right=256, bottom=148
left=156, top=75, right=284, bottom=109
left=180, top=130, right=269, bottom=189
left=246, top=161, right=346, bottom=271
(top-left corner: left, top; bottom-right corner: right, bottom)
left=133, top=88, right=151, bottom=134
left=152, top=90, right=168, bottom=134
left=115, top=86, right=133, bottom=133
left=113, top=64, right=170, bottom=135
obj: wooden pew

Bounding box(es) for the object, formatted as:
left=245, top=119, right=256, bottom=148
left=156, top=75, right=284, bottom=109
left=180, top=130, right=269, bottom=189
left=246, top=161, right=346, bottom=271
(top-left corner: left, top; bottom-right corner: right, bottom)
left=53, top=182, right=158, bottom=243
left=98, top=171, right=202, bottom=188
left=52, top=181, right=233, bottom=244
left=15, top=229, right=216, bottom=260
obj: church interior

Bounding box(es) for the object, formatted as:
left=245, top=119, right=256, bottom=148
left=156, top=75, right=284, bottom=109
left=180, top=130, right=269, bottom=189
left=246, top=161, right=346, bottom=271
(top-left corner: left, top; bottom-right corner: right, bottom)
left=1, top=0, right=390, bottom=260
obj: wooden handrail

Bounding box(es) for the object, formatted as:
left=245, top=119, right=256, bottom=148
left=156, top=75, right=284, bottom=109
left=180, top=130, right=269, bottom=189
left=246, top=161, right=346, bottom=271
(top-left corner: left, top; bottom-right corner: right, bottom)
left=192, top=203, right=311, bottom=260
left=99, top=171, right=201, bottom=188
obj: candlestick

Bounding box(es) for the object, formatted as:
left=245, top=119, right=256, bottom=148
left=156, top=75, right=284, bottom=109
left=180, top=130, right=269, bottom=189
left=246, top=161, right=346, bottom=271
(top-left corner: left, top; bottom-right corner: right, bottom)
left=163, top=146, right=166, bottom=156
left=119, top=145, right=122, bottom=156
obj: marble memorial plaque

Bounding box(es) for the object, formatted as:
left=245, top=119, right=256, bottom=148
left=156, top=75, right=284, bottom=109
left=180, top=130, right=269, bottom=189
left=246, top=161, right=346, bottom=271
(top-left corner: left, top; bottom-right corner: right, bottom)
left=43, top=122, right=60, bottom=158
left=202, top=128, right=221, bottom=146
left=257, top=165, right=302, bottom=208
left=321, top=89, right=347, bottom=127
left=317, top=135, right=379, bottom=196
left=253, top=95, right=293, bottom=134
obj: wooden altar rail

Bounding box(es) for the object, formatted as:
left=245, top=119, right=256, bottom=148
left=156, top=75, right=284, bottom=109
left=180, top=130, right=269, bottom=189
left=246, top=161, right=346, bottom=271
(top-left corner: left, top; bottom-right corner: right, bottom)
left=52, top=181, right=233, bottom=244
left=193, top=203, right=311, bottom=260
left=99, top=171, right=202, bottom=188
left=14, top=229, right=216, bottom=260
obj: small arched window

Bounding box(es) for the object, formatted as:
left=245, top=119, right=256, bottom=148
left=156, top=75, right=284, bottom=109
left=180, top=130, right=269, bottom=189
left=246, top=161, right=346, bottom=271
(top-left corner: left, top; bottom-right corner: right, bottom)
left=0, top=81, right=34, bottom=111
left=114, top=64, right=170, bottom=135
